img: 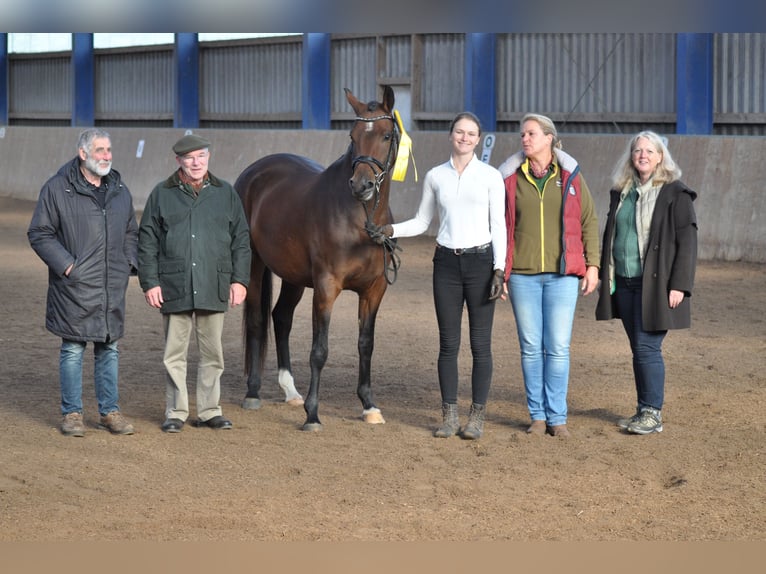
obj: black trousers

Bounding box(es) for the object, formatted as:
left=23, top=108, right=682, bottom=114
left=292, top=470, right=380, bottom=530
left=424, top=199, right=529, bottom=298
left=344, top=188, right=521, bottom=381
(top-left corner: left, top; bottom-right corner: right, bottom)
left=431, top=245, right=497, bottom=405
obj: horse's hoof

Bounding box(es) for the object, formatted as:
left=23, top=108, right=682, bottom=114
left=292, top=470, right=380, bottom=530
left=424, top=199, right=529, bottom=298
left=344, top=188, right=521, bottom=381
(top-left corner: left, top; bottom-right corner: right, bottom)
left=242, top=397, right=262, bottom=410
left=363, top=408, right=385, bottom=424
left=301, top=422, right=323, bottom=432
left=286, top=396, right=304, bottom=407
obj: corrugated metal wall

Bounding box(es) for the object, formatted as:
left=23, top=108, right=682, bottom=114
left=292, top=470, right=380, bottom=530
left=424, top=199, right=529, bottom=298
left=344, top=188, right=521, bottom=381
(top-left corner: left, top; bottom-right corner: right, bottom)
left=331, top=35, right=378, bottom=128
left=8, top=52, right=70, bottom=126
left=715, top=33, right=766, bottom=135
left=6, top=34, right=766, bottom=135
left=380, top=35, right=411, bottom=79
left=95, top=47, right=174, bottom=127
left=496, top=33, right=676, bottom=135
left=200, top=38, right=303, bottom=129
left=415, top=33, right=465, bottom=131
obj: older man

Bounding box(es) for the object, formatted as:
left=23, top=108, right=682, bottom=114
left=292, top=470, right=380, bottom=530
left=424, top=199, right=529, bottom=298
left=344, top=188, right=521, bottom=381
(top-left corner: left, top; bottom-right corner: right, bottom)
left=28, top=128, right=138, bottom=437
left=138, top=134, right=251, bottom=433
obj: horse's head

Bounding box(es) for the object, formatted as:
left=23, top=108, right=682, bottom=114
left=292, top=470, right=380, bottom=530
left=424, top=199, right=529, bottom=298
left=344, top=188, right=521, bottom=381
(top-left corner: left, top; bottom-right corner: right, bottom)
left=346, top=85, right=399, bottom=203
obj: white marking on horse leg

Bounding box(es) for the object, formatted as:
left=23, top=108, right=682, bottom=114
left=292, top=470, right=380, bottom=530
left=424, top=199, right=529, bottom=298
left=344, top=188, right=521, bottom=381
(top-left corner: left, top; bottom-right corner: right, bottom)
left=278, top=369, right=304, bottom=405
left=362, top=407, right=385, bottom=424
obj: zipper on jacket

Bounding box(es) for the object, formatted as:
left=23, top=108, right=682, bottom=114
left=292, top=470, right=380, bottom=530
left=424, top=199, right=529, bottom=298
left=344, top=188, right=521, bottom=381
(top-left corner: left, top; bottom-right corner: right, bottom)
left=102, top=208, right=110, bottom=340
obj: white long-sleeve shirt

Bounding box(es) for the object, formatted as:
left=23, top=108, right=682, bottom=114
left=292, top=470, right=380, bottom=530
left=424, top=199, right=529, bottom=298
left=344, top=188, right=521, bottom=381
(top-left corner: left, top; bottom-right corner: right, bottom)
left=392, top=154, right=507, bottom=271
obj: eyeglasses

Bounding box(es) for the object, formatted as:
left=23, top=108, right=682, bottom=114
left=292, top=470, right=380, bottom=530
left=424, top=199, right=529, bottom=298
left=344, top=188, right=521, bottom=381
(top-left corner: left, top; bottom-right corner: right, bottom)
left=179, top=151, right=209, bottom=164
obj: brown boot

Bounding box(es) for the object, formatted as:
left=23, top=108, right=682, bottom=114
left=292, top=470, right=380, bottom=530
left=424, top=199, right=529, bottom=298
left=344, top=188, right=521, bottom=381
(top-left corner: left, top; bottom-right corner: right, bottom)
left=433, top=403, right=459, bottom=438
left=547, top=424, right=570, bottom=438
left=526, top=419, right=547, bottom=435
left=460, top=403, right=485, bottom=440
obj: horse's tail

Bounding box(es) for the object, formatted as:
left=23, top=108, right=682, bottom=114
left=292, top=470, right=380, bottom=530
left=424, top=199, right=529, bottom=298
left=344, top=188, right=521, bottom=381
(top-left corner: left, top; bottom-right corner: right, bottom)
left=243, top=266, right=273, bottom=377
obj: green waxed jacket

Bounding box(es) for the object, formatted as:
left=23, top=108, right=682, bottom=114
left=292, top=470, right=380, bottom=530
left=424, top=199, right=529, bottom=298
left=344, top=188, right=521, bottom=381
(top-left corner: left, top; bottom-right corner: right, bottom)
left=138, top=170, right=251, bottom=314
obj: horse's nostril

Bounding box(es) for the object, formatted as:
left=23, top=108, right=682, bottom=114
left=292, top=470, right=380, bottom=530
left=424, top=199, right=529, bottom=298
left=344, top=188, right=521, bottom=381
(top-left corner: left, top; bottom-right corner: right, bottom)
left=349, top=177, right=374, bottom=194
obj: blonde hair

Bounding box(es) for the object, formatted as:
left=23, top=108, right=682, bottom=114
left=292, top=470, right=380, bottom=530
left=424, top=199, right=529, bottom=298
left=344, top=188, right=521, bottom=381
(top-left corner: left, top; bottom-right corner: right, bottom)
left=611, top=130, right=682, bottom=189
left=520, top=113, right=562, bottom=150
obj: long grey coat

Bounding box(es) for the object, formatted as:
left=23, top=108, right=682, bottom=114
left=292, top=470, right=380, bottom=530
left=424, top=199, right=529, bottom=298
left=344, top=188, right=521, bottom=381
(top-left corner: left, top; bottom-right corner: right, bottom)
left=596, top=180, right=698, bottom=331
left=28, top=158, right=138, bottom=342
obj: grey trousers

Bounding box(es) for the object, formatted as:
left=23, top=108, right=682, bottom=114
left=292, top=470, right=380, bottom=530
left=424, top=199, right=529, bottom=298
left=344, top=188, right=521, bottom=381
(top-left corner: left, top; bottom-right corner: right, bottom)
left=162, top=310, right=225, bottom=422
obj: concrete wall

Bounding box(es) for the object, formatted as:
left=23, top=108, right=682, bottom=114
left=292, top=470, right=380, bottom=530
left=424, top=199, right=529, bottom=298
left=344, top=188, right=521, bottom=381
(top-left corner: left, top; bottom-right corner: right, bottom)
left=1, top=126, right=764, bottom=262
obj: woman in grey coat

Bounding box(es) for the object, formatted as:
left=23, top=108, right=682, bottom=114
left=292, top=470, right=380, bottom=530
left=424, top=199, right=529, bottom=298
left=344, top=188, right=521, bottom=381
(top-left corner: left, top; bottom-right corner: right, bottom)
left=28, top=129, right=138, bottom=437
left=596, top=131, right=697, bottom=435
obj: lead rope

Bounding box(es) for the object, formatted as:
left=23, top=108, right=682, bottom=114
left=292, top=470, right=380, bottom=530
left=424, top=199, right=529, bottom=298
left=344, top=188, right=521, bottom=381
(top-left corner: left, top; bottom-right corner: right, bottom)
left=363, top=203, right=401, bottom=285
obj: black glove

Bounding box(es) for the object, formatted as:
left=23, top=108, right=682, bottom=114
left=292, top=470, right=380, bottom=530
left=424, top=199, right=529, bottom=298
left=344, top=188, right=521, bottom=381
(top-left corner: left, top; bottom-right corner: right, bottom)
left=365, top=221, right=392, bottom=245
left=489, top=269, right=505, bottom=301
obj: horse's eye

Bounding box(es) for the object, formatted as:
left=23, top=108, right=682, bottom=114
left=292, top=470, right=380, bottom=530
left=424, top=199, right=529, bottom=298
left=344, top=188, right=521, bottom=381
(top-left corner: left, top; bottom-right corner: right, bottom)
left=384, top=133, right=392, bottom=141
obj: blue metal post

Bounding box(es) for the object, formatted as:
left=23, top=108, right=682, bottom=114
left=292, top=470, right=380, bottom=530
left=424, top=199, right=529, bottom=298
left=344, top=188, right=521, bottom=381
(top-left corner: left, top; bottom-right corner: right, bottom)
left=465, top=33, right=497, bottom=132
left=302, top=33, right=331, bottom=129
left=175, top=33, right=199, bottom=129
left=676, top=33, right=714, bottom=135
left=71, top=33, right=95, bottom=127
left=0, top=34, right=7, bottom=125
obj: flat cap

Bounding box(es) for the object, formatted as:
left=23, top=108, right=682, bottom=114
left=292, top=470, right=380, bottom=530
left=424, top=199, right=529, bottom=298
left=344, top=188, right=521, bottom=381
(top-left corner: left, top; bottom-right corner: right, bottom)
left=173, top=134, right=211, bottom=156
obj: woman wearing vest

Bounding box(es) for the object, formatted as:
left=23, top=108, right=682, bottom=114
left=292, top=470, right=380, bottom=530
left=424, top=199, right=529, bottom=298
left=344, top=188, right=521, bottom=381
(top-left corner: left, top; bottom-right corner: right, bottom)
left=596, top=131, right=697, bottom=435
left=498, top=114, right=600, bottom=438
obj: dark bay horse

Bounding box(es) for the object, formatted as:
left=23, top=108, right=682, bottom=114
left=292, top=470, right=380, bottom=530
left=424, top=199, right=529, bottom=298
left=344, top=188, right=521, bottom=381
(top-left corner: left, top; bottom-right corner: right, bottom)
left=234, top=85, right=400, bottom=431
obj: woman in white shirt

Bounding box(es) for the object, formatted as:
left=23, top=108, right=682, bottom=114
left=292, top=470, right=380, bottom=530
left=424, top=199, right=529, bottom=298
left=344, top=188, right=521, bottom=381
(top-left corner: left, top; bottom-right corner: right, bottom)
left=372, top=112, right=506, bottom=439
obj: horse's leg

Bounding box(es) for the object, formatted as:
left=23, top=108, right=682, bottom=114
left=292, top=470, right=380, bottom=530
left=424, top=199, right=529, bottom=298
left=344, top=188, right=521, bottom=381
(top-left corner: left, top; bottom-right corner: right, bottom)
left=357, top=278, right=387, bottom=424
left=242, top=257, right=271, bottom=410
left=302, top=279, right=341, bottom=432
left=272, top=281, right=305, bottom=406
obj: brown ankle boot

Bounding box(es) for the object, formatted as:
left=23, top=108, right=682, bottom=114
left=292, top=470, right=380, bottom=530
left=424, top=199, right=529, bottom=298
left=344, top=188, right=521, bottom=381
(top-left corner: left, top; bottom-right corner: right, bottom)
left=547, top=424, right=570, bottom=438
left=434, top=403, right=460, bottom=438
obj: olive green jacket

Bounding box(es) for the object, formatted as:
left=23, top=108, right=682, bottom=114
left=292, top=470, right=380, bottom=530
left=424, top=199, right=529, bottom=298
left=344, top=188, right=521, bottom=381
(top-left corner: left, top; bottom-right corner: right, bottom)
left=138, top=170, right=251, bottom=314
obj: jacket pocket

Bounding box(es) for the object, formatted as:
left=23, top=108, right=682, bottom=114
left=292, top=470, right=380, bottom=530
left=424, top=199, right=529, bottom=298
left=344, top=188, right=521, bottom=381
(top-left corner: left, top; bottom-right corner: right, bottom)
left=217, top=260, right=232, bottom=302
left=159, top=258, right=187, bottom=301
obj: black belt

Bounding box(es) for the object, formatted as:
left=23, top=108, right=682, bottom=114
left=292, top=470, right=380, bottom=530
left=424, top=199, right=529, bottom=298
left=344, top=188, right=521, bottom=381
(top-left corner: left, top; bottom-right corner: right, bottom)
left=437, top=242, right=491, bottom=255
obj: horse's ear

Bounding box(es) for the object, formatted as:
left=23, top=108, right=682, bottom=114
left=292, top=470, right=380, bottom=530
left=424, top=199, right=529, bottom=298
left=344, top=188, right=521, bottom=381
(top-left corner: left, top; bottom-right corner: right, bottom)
left=345, top=87, right=364, bottom=114
left=381, top=85, right=395, bottom=112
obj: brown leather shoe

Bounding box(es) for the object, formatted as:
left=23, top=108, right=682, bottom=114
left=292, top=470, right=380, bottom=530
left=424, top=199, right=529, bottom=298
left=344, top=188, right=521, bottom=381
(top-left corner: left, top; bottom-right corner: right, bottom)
left=526, top=420, right=547, bottom=435
left=547, top=424, right=570, bottom=438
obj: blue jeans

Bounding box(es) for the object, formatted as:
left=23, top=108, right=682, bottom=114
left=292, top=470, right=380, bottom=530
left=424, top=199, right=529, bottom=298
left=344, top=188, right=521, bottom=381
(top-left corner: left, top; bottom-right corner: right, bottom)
left=509, top=273, right=579, bottom=426
left=432, top=246, right=497, bottom=405
left=614, top=276, right=667, bottom=410
left=60, top=339, right=120, bottom=416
